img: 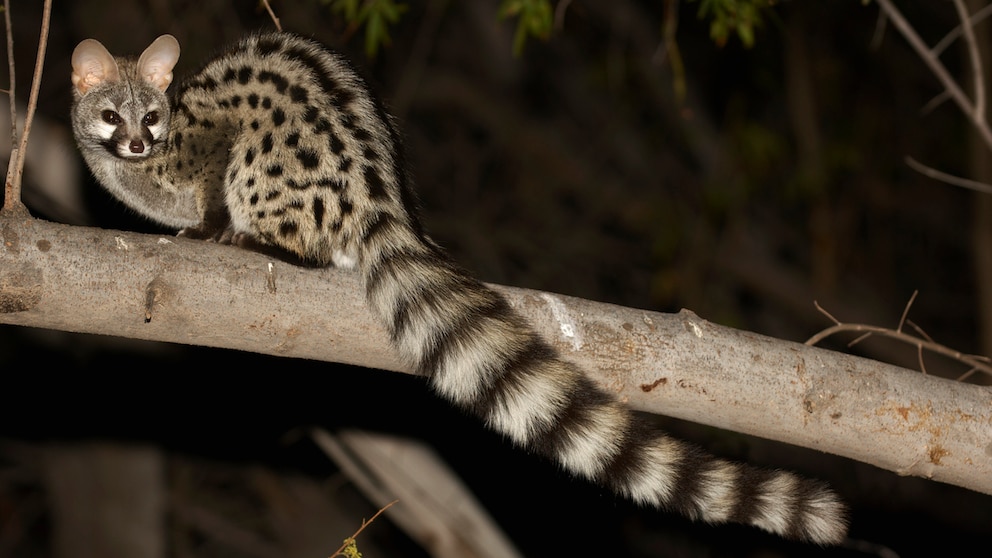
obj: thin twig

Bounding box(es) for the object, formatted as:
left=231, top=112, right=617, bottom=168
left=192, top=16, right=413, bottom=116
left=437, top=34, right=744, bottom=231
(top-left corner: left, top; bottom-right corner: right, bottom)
left=813, top=300, right=841, bottom=325
left=896, top=289, right=918, bottom=333
left=329, top=499, right=399, bottom=557
left=875, top=0, right=992, bottom=151
left=4, top=0, right=15, bottom=145
left=1, top=0, right=25, bottom=214
left=932, top=2, right=992, bottom=57
left=14, top=0, right=51, bottom=167
left=261, top=0, right=283, bottom=32
left=920, top=89, right=952, bottom=116
left=956, top=367, right=979, bottom=381
left=3, top=0, right=52, bottom=216
left=806, top=321, right=992, bottom=378
left=808, top=295, right=992, bottom=380
left=848, top=331, right=872, bottom=348
left=953, top=0, right=985, bottom=121
left=905, top=156, right=992, bottom=194
left=907, top=320, right=935, bottom=343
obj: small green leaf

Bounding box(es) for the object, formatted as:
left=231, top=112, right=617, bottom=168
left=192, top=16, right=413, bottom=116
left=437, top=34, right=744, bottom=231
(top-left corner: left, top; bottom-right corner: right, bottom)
left=498, top=0, right=553, bottom=56
left=323, top=0, right=407, bottom=57
left=692, top=0, right=773, bottom=48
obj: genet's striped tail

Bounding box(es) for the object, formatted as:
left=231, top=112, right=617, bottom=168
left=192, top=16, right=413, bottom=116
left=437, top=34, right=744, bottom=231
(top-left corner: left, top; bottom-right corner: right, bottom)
left=358, top=216, right=847, bottom=544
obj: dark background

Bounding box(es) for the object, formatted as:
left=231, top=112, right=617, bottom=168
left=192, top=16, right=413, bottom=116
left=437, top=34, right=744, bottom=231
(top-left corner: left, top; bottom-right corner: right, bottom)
left=2, top=1, right=991, bottom=557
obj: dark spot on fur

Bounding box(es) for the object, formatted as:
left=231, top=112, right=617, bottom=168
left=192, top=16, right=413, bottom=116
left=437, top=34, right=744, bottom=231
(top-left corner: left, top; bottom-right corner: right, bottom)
left=331, top=89, right=355, bottom=110
left=256, top=36, right=283, bottom=56
left=281, top=45, right=341, bottom=99
left=313, top=197, right=325, bottom=228
left=303, top=106, right=319, bottom=123
left=296, top=148, right=320, bottom=169
left=352, top=128, right=372, bottom=142
left=237, top=67, right=252, bottom=84
left=290, top=85, right=308, bottom=103
left=314, top=118, right=332, bottom=135
left=258, top=71, right=289, bottom=93
left=364, top=165, right=388, bottom=200
left=318, top=177, right=346, bottom=192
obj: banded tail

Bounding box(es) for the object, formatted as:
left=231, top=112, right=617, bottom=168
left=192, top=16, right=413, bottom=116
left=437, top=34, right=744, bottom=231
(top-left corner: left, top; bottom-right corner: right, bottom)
left=356, top=210, right=847, bottom=545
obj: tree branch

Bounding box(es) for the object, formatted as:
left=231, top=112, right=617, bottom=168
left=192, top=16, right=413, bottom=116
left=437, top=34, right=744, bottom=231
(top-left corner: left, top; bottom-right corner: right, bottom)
left=2, top=216, right=990, bottom=496
left=807, top=316, right=992, bottom=380
left=2, top=0, right=51, bottom=216
left=933, top=1, right=992, bottom=56
left=905, top=156, right=992, bottom=194
left=875, top=0, right=992, bottom=151
left=954, top=0, right=985, bottom=121
left=4, top=0, right=16, bottom=145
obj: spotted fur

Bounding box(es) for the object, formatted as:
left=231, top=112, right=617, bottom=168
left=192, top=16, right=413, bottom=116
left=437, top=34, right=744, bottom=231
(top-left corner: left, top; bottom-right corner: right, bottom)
left=70, top=32, right=847, bottom=544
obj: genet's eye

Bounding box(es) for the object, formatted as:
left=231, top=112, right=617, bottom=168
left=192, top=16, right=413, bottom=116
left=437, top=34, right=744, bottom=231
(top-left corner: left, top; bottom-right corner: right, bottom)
left=101, top=110, right=122, bottom=125
left=142, top=111, right=159, bottom=126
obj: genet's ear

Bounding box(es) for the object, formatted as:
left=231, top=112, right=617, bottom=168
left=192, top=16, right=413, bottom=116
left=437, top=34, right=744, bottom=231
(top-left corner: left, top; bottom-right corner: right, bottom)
left=137, top=35, right=181, bottom=92
left=71, top=39, right=120, bottom=96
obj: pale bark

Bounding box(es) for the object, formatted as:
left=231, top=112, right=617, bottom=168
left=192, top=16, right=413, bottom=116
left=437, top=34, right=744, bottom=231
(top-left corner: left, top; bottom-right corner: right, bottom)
left=2, top=215, right=991, bottom=496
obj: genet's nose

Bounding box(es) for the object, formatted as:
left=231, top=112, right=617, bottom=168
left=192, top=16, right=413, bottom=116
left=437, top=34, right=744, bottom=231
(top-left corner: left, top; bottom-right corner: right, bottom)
left=129, top=140, right=145, bottom=153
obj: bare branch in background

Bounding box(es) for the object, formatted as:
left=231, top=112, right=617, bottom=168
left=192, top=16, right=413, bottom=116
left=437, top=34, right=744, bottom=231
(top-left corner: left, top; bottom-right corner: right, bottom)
left=875, top=0, right=992, bottom=192
left=808, top=298, right=992, bottom=380
left=260, top=0, right=282, bottom=32
left=4, top=0, right=15, bottom=145
left=953, top=0, right=985, bottom=121
left=905, top=156, right=992, bottom=194
left=933, top=1, right=992, bottom=56
left=875, top=0, right=987, bottom=139
left=1, top=0, right=52, bottom=216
